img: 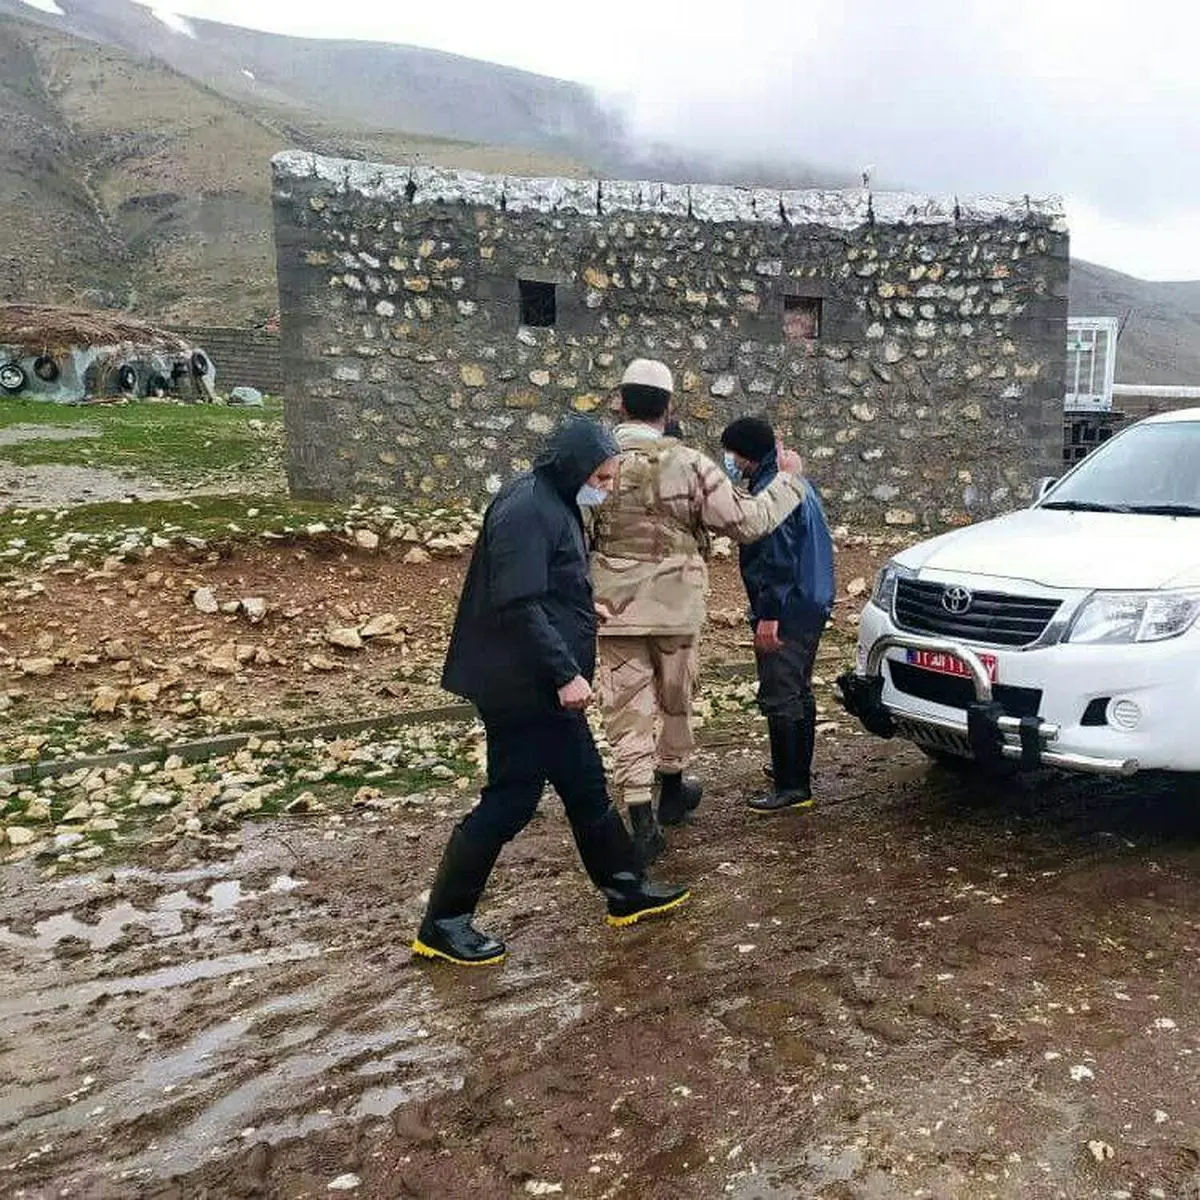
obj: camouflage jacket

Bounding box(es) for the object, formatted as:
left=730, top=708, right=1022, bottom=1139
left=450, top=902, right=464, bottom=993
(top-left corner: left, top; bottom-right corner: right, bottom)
left=588, top=423, right=807, bottom=637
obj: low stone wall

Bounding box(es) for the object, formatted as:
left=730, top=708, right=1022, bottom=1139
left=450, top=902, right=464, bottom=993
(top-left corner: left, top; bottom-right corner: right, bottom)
left=271, top=152, right=1070, bottom=527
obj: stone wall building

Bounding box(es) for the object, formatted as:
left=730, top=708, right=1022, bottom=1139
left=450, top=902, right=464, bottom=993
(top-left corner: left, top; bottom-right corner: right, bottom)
left=271, top=151, right=1069, bottom=527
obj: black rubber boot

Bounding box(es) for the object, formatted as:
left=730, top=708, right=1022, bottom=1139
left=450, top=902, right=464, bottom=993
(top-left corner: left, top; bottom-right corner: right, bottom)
left=572, top=807, right=690, bottom=928
left=763, top=700, right=820, bottom=792
left=656, top=771, right=703, bottom=826
left=796, top=699, right=817, bottom=798
left=748, top=718, right=815, bottom=814
left=411, top=824, right=507, bottom=966
left=628, top=801, right=667, bottom=867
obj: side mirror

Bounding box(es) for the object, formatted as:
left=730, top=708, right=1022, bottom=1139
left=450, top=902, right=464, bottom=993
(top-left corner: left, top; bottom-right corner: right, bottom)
left=1033, top=476, right=1057, bottom=504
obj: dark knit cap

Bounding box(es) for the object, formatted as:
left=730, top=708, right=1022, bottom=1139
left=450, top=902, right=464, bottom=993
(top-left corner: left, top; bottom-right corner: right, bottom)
left=720, top=417, right=775, bottom=464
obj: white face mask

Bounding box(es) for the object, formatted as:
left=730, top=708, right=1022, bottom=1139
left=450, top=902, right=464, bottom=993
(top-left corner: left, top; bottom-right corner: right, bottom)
left=576, top=483, right=610, bottom=508
left=723, top=452, right=744, bottom=482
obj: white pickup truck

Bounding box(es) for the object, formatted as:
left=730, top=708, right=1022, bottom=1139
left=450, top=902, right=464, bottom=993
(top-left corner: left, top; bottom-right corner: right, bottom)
left=838, top=408, right=1200, bottom=777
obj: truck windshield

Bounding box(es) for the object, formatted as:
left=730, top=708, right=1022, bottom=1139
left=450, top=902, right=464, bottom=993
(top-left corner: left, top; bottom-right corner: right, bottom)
left=1043, top=422, right=1200, bottom=515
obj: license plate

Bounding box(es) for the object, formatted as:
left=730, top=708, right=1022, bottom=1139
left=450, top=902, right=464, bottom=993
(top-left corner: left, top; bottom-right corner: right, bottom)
left=906, top=649, right=997, bottom=682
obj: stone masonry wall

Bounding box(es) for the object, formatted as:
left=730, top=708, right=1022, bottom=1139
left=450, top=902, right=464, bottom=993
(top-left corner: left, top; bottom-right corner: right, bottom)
left=271, top=151, right=1070, bottom=528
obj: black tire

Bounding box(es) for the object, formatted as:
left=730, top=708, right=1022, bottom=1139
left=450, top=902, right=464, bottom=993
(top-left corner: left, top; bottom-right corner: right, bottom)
left=0, top=361, right=28, bottom=393
left=190, top=350, right=210, bottom=376
left=33, top=354, right=60, bottom=383
left=117, top=364, right=138, bottom=394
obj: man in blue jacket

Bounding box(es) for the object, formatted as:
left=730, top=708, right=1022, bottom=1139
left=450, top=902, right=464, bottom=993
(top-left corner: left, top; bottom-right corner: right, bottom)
left=720, top=417, right=835, bottom=813
left=412, top=416, right=690, bottom=966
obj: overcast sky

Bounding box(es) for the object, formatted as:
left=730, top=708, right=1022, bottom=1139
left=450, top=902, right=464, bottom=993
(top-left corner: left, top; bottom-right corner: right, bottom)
left=133, top=0, right=1198, bottom=280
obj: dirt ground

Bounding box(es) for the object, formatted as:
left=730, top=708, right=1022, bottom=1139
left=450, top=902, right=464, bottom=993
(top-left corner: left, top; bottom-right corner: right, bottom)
left=3, top=544, right=1200, bottom=1200
left=0, top=542, right=877, bottom=762
left=3, top=735, right=1200, bottom=1200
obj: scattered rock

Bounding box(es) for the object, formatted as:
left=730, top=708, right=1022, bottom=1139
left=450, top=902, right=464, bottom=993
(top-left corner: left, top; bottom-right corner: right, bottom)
left=307, top=655, right=340, bottom=672
left=328, top=1176, right=361, bottom=1192
left=326, top=627, right=364, bottom=652
left=207, top=643, right=241, bottom=675
left=353, top=529, right=380, bottom=552
left=198, top=689, right=224, bottom=714
left=129, top=682, right=161, bottom=705
left=241, top=598, right=268, bottom=624
left=403, top=546, right=431, bottom=565
left=360, top=613, right=401, bottom=639
left=91, top=686, right=123, bottom=715
left=228, top=386, right=264, bottom=407
left=1086, top=1139, right=1114, bottom=1163
left=192, top=587, right=220, bottom=615
left=846, top=576, right=868, bottom=597
left=5, top=826, right=35, bottom=847
left=18, top=657, right=56, bottom=677
left=61, top=801, right=92, bottom=823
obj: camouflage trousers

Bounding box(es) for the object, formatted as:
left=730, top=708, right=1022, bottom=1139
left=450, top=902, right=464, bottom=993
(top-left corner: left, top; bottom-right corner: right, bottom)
left=597, top=634, right=699, bottom=809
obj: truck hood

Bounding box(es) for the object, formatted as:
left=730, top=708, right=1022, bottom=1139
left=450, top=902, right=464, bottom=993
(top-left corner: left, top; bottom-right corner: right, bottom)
left=895, top=509, right=1200, bottom=591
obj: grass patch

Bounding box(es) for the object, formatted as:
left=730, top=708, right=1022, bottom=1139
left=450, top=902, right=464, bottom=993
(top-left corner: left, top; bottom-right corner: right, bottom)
left=0, top=494, right=348, bottom=563
left=0, top=396, right=285, bottom=487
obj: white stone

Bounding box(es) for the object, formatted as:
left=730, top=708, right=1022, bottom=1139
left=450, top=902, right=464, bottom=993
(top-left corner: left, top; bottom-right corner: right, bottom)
left=192, top=587, right=219, bottom=615
left=241, top=598, right=268, bottom=623
left=327, top=1174, right=361, bottom=1191
left=353, top=529, right=380, bottom=552
left=5, top=826, right=35, bottom=847
left=710, top=374, right=737, bottom=398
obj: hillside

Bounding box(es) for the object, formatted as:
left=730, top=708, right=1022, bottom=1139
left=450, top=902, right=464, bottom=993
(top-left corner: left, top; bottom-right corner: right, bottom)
left=0, top=0, right=627, bottom=160
left=1068, top=260, right=1200, bottom=385
left=0, top=11, right=584, bottom=323
left=3, top=1, right=1200, bottom=383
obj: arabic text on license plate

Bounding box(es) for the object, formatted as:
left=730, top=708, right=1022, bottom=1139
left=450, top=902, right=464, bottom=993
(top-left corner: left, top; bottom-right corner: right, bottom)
left=906, top=649, right=997, bottom=682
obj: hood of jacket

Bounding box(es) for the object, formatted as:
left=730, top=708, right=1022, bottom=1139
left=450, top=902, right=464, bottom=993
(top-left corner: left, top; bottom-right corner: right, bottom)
left=534, top=416, right=619, bottom=502
left=748, top=445, right=779, bottom=490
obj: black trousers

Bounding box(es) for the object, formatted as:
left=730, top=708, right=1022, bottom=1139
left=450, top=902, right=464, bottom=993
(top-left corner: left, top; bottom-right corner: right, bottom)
left=754, top=632, right=820, bottom=721
left=459, top=709, right=611, bottom=846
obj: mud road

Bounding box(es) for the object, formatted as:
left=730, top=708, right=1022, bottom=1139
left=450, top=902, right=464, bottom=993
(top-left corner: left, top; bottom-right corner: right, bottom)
left=3, top=728, right=1199, bottom=1200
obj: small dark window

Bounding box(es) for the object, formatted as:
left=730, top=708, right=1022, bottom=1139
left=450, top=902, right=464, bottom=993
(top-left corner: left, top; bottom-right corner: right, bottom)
left=519, top=279, right=557, bottom=328
left=783, top=294, right=822, bottom=341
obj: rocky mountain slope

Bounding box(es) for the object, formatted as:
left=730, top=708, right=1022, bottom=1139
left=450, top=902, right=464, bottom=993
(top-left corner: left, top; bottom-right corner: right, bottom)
left=2, top=0, right=1198, bottom=384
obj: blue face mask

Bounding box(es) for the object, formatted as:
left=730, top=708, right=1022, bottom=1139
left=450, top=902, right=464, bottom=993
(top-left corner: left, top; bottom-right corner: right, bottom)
left=576, top=484, right=609, bottom=508
left=723, top=452, right=744, bottom=482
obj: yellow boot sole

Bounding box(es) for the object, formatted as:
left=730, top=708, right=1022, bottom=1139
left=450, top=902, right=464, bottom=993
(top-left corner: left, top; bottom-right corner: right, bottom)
left=411, top=937, right=506, bottom=967
left=749, top=797, right=816, bottom=814
left=606, top=889, right=691, bottom=928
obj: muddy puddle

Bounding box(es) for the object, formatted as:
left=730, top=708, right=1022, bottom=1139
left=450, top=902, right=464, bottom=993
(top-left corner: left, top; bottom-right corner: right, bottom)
left=0, top=828, right=594, bottom=1196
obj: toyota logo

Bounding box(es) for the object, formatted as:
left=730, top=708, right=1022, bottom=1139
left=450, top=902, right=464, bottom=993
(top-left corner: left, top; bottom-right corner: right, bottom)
left=942, top=586, right=973, bottom=615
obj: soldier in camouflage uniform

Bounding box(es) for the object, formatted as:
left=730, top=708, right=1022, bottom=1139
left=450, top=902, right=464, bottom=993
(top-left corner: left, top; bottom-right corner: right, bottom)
left=589, top=359, right=809, bottom=864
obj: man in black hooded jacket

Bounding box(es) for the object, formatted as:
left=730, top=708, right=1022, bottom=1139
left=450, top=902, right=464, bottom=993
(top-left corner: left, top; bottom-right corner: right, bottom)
left=412, top=416, right=691, bottom=966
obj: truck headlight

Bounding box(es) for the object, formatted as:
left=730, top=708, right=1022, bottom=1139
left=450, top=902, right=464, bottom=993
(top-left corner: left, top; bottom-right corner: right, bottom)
left=1066, top=590, right=1200, bottom=645
left=870, top=562, right=914, bottom=613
